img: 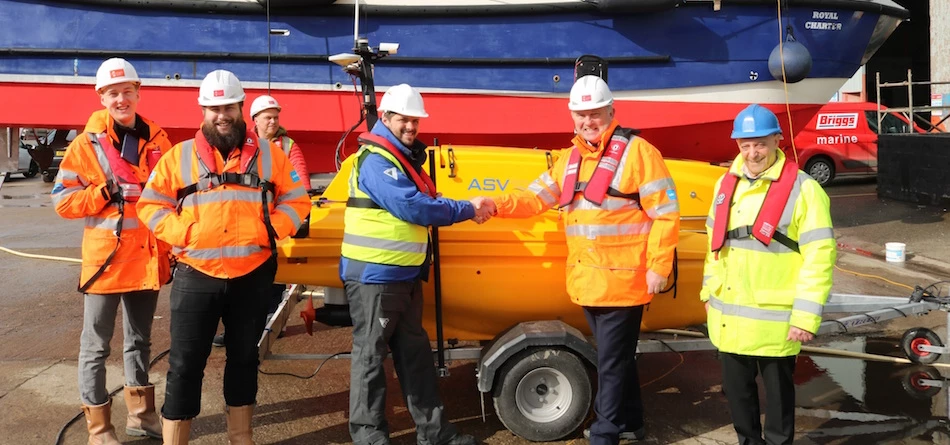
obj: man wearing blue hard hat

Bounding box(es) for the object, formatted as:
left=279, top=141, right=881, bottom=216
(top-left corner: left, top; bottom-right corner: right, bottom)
left=700, top=104, right=836, bottom=444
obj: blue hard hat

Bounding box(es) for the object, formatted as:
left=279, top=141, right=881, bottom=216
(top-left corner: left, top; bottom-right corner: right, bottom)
left=731, top=104, right=782, bottom=139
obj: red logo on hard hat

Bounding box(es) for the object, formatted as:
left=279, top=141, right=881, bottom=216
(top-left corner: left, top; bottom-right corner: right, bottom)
left=109, top=69, right=125, bottom=78
left=581, top=94, right=591, bottom=102
left=268, top=100, right=276, bottom=105
left=214, top=89, right=225, bottom=97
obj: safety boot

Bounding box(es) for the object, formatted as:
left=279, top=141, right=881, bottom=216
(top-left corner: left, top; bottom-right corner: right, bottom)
left=162, top=417, right=192, bottom=445
left=81, top=400, right=121, bottom=445
left=124, top=385, right=163, bottom=439
left=225, top=404, right=255, bottom=445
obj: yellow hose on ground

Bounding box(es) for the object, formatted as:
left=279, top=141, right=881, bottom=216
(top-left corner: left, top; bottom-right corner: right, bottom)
left=656, top=329, right=950, bottom=370
left=834, top=264, right=915, bottom=291
left=0, top=246, right=81, bottom=263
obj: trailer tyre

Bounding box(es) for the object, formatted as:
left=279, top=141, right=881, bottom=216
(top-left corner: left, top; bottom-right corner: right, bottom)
left=901, top=327, right=943, bottom=364
left=492, top=348, right=591, bottom=442
left=900, top=366, right=942, bottom=399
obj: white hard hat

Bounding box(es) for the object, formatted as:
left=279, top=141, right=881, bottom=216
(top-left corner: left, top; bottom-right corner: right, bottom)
left=250, top=95, right=281, bottom=118
left=95, top=58, right=140, bottom=92
left=198, top=70, right=246, bottom=106
left=378, top=84, right=428, bottom=118
left=568, top=75, right=613, bottom=111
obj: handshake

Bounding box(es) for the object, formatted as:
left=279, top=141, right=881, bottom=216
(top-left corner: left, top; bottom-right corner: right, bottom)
left=470, top=196, right=497, bottom=224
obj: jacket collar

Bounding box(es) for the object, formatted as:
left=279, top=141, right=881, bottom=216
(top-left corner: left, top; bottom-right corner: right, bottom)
left=253, top=125, right=288, bottom=142
left=194, top=125, right=258, bottom=174
left=571, top=119, right=620, bottom=154
left=729, top=149, right=787, bottom=181
left=371, top=120, right=427, bottom=157
left=83, top=109, right=158, bottom=144
left=370, top=120, right=428, bottom=168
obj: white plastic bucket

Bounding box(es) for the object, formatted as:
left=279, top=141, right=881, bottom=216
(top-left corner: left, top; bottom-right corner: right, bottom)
left=885, top=242, right=906, bottom=263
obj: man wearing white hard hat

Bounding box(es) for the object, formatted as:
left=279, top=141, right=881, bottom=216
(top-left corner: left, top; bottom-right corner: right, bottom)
left=137, top=69, right=311, bottom=444
left=340, top=84, right=486, bottom=445
left=473, top=75, right=681, bottom=444
left=208, top=94, right=313, bottom=348
left=249, top=95, right=312, bottom=190
left=51, top=57, right=172, bottom=444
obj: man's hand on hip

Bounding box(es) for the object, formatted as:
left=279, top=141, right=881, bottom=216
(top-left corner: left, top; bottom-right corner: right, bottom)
left=646, top=270, right=667, bottom=295
left=787, top=326, right=814, bottom=343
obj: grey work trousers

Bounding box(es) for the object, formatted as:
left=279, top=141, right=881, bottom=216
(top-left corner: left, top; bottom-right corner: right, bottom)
left=78, top=291, right=159, bottom=405
left=345, top=280, right=457, bottom=445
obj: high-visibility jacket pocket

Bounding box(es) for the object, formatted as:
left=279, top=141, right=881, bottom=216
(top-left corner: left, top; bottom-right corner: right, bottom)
left=749, top=288, right=795, bottom=308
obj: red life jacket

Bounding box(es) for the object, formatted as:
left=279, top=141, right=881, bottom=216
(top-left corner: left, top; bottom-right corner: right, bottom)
left=357, top=132, right=437, bottom=198
left=91, top=133, right=142, bottom=202
left=710, top=160, right=801, bottom=254
left=558, top=128, right=639, bottom=208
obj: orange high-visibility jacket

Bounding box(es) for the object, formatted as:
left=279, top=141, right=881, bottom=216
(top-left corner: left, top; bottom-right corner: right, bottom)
left=496, top=120, right=680, bottom=307
left=137, top=126, right=311, bottom=279
left=51, top=109, right=173, bottom=294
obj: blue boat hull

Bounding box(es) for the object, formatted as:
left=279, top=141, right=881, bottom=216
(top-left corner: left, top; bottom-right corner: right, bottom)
left=0, top=0, right=907, bottom=171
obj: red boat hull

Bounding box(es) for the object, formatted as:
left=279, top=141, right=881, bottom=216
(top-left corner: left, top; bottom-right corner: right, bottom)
left=1, top=81, right=822, bottom=173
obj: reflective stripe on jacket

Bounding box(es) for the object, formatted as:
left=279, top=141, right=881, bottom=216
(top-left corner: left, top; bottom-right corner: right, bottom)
left=269, top=127, right=311, bottom=190
left=701, top=150, right=836, bottom=357
left=341, top=145, right=429, bottom=267
left=137, top=127, right=311, bottom=279
left=51, top=109, right=172, bottom=294
left=495, top=120, right=680, bottom=307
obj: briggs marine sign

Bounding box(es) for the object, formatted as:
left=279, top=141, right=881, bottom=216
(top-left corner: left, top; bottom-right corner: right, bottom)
left=815, top=113, right=859, bottom=130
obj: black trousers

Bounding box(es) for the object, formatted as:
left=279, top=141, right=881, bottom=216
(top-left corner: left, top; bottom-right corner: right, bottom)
left=720, top=353, right=797, bottom=445
left=345, top=279, right=456, bottom=445
left=162, top=258, right=276, bottom=419
left=584, top=305, right=645, bottom=445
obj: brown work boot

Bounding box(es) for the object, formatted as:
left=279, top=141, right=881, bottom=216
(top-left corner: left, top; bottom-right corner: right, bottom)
left=225, top=404, right=256, bottom=445
left=81, top=400, right=121, bottom=445
left=124, top=385, right=162, bottom=439
left=161, top=417, right=192, bottom=445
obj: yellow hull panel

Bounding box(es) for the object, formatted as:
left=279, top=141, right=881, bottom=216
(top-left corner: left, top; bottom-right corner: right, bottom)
left=276, top=145, right=724, bottom=341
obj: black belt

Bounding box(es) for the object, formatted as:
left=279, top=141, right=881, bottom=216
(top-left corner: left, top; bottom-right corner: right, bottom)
left=346, top=197, right=382, bottom=209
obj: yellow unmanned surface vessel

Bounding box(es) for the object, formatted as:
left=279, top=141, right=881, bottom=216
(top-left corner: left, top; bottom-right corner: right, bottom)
left=276, top=144, right=723, bottom=341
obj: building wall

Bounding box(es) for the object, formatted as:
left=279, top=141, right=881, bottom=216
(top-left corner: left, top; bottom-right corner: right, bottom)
left=866, top=0, right=929, bottom=109
left=932, top=1, right=950, bottom=96
left=930, top=1, right=950, bottom=128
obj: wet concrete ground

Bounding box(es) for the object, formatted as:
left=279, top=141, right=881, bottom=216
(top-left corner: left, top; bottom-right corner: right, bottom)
left=3, top=174, right=950, bottom=444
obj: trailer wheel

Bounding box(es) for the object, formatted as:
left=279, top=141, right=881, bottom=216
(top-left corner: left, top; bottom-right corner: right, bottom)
left=901, top=366, right=942, bottom=399
left=901, top=328, right=943, bottom=364
left=492, top=348, right=591, bottom=442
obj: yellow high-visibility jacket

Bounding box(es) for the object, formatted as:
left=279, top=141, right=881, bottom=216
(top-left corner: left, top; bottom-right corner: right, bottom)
left=701, top=151, right=836, bottom=357
left=341, top=144, right=428, bottom=267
